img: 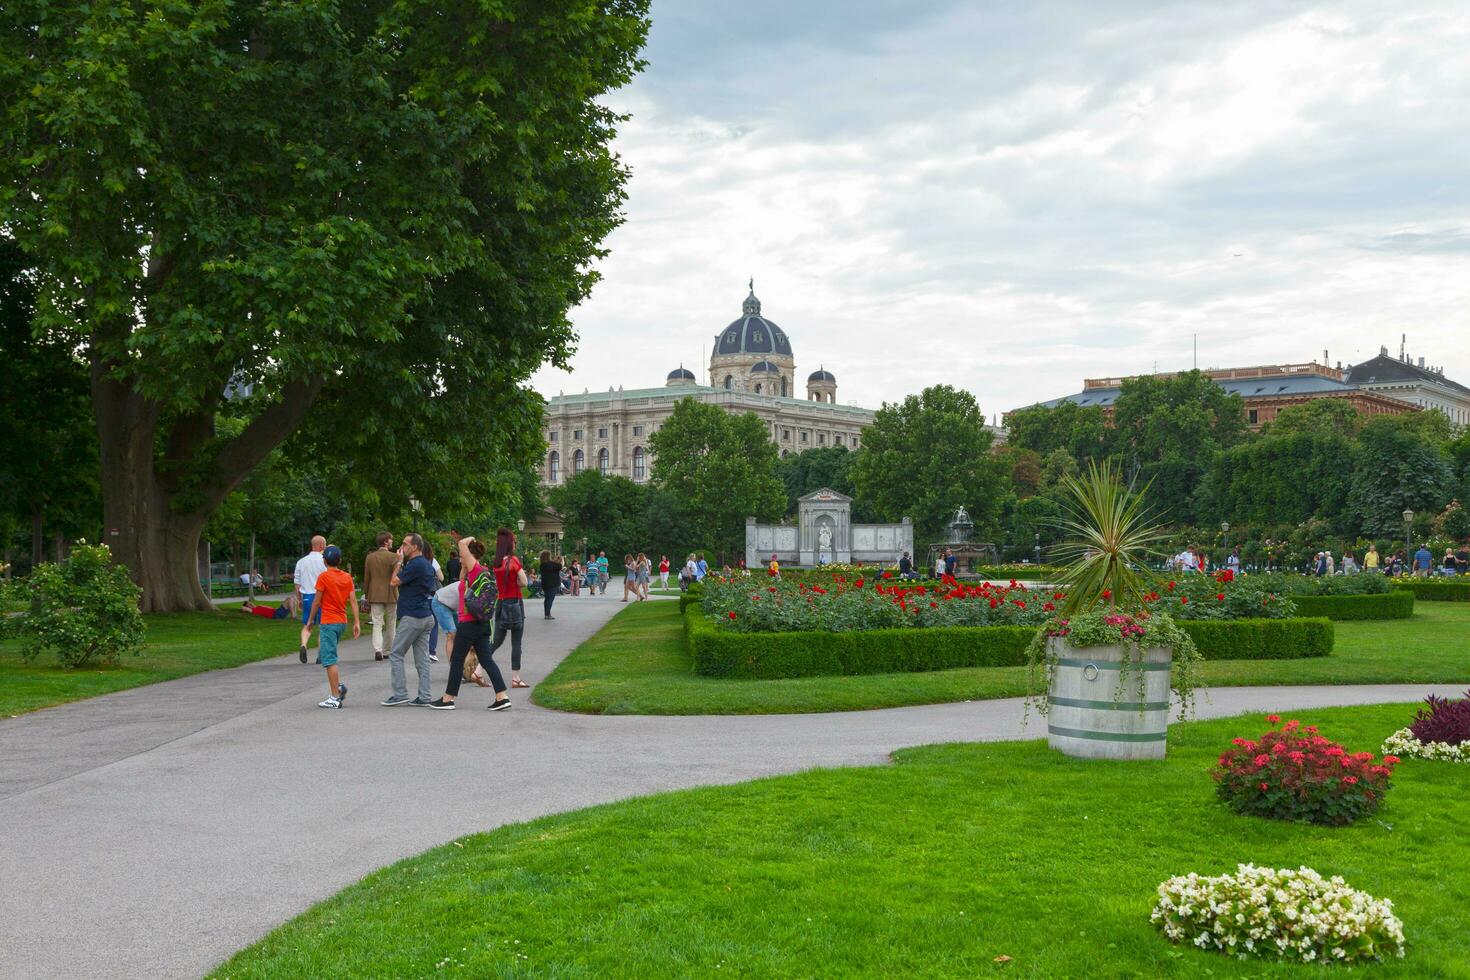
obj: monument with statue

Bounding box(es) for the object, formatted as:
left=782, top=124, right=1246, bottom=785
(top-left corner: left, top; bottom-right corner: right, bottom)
left=746, top=488, right=913, bottom=568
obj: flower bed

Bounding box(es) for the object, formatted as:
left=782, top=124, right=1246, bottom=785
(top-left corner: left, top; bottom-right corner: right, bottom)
left=1381, top=690, right=1470, bottom=763
left=1143, top=569, right=1296, bottom=621
left=1212, top=716, right=1397, bottom=826
left=1283, top=590, right=1414, bottom=621
left=1151, top=864, right=1406, bottom=964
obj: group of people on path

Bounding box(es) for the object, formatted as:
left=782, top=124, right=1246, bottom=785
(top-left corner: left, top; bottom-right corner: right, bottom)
left=285, top=528, right=532, bottom=711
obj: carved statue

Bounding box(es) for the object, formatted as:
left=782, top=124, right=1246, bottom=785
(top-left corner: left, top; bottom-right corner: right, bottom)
left=818, top=524, right=832, bottom=551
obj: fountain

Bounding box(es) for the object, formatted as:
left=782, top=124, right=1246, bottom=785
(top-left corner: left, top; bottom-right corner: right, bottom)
left=928, top=505, right=999, bottom=577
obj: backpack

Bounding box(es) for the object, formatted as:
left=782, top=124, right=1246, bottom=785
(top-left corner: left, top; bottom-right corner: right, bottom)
left=463, top=567, right=498, bottom=622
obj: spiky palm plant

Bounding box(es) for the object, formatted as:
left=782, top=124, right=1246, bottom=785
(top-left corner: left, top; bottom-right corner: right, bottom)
left=1051, top=460, right=1169, bottom=616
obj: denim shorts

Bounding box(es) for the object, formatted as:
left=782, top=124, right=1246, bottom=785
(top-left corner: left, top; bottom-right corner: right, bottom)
left=430, top=597, right=457, bottom=634
left=318, top=622, right=345, bottom=667
left=300, top=593, right=315, bottom=625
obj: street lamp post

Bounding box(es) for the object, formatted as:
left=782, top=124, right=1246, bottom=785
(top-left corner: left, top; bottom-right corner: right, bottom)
left=1403, top=509, right=1414, bottom=574
left=1033, top=532, right=1041, bottom=566
left=409, top=497, right=422, bottom=534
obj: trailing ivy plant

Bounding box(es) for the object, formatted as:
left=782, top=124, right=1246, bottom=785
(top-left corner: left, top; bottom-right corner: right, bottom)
left=1025, top=461, right=1201, bottom=719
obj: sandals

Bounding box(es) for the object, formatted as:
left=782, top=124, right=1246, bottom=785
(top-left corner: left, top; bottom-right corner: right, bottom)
left=511, top=678, right=530, bottom=689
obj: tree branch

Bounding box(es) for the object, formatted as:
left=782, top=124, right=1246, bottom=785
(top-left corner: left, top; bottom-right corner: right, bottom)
left=198, top=376, right=325, bottom=512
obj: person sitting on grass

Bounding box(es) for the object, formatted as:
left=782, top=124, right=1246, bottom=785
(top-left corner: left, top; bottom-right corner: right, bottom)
left=305, top=546, right=361, bottom=709
left=241, top=600, right=291, bottom=620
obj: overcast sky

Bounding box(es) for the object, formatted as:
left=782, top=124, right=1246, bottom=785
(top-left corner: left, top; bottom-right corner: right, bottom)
left=530, top=1, right=1470, bottom=421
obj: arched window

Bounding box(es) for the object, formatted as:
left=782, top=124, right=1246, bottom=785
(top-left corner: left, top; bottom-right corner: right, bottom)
left=781, top=377, right=788, bottom=397
left=723, top=375, right=733, bottom=390
left=573, top=449, right=585, bottom=474
left=632, top=446, right=646, bottom=482
left=755, top=383, right=762, bottom=394
left=597, top=447, right=609, bottom=474
left=548, top=450, right=560, bottom=484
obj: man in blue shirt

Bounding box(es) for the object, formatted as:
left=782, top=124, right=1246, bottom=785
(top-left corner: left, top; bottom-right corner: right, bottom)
left=382, top=533, right=438, bottom=706
left=695, top=554, right=708, bottom=581
left=1414, top=544, right=1433, bottom=578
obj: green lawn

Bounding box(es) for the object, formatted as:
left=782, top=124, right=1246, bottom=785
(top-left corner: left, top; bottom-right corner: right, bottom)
left=213, top=704, right=1469, bottom=978
left=0, top=603, right=302, bottom=716
left=534, top=600, right=1470, bottom=715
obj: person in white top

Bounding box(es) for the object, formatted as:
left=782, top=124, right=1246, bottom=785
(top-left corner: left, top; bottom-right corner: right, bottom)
left=293, top=535, right=327, bottom=663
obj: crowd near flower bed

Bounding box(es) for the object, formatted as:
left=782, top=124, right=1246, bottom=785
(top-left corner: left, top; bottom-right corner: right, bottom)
left=1381, top=690, right=1470, bottom=763
left=1212, top=716, right=1398, bottom=826
left=1151, top=864, right=1406, bottom=965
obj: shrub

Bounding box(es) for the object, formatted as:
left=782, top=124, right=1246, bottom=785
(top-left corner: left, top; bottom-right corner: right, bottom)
left=1212, top=716, right=1397, bottom=826
left=1146, top=571, right=1296, bottom=621
left=1151, top=864, right=1405, bottom=964
left=1394, top=579, right=1470, bottom=602
left=1287, top=591, right=1414, bottom=620
left=1253, top=572, right=1393, bottom=596
left=1409, top=689, right=1470, bottom=746
left=8, top=543, right=145, bottom=667
left=677, top=582, right=704, bottom=614
left=1176, top=618, right=1332, bottom=660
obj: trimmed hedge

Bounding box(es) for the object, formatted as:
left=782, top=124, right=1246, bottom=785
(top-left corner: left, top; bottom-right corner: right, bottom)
left=1175, top=618, right=1334, bottom=661
left=1287, top=591, right=1415, bottom=621
left=686, top=609, right=1334, bottom=679
left=678, top=585, right=704, bottom=614
left=1394, top=579, right=1470, bottom=602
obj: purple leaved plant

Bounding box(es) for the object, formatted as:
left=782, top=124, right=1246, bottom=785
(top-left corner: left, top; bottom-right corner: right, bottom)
left=1409, top=690, right=1470, bottom=747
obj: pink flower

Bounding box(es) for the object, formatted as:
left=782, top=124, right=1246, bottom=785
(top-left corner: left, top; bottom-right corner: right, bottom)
left=1342, top=775, right=1358, bottom=785
left=1265, top=714, right=1281, bottom=724
left=1253, top=754, right=1270, bottom=766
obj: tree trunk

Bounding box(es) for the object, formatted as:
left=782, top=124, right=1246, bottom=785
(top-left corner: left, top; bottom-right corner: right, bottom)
left=99, top=458, right=213, bottom=613
left=31, top=506, right=43, bottom=569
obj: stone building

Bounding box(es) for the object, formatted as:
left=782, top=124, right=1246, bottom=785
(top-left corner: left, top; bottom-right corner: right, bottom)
left=1345, top=344, right=1470, bottom=427
left=540, top=284, right=875, bottom=487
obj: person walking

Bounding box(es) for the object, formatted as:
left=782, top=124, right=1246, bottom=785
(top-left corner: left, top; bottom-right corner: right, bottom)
left=596, top=551, right=610, bottom=594
left=1342, top=551, right=1358, bottom=574
left=621, top=553, right=638, bottom=602
left=423, top=540, right=446, bottom=662
left=944, top=548, right=958, bottom=578
left=695, top=553, right=709, bottom=582
left=934, top=550, right=946, bottom=578
left=426, top=536, right=510, bottom=711
left=539, top=550, right=562, bottom=619
left=293, top=535, right=327, bottom=664
left=1414, top=543, right=1433, bottom=577
left=362, top=532, right=398, bottom=662
left=659, top=555, right=670, bottom=589
left=431, top=574, right=460, bottom=661
left=1364, top=544, right=1381, bottom=573
left=569, top=558, right=582, bottom=596
left=682, top=553, right=698, bottom=590
left=1325, top=551, right=1336, bottom=576
left=381, top=532, right=437, bottom=707
left=1442, top=548, right=1458, bottom=577
left=304, top=546, right=360, bottom=708
left=1456, top=541, right=1470, bottom=576
left=636, top=552, right=652, bottom=600
left=1226, top=547, right=1241, bottom=575
left=489, top=528, right=531, bottom=690
left=768, top=552, right=781, bottom=580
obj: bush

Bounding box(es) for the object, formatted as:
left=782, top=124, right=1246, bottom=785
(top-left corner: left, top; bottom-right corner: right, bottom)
left=1288, top=591, right=1414, bottom=620
left=1409, top=689, right=1470, bottom=746
left=677, top=582, right=704, bottom=614
left=7, top=543, right=145, bottom=667
left=1212, top=716, right=1397, bottom=825
left=1394, top=579, right=1470, bottom=601
left=1253, top=572, right=1393, bottom=596
left=1146, top=571, right=1296, bottom=621
left=685, top=607, right=1033, bottom=679
left=1176, top=618, right=1333, bottom=660
left=1151, top=864, right=1405, bottom=964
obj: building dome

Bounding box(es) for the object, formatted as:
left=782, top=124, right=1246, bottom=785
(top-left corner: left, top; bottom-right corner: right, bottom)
left=667, top=366, right=696, bottom=381
left=808, top=368, right=836, bottom=382
left=750, top=360, right=780, bottom=373
left=714, top=282, right=792, bottom=358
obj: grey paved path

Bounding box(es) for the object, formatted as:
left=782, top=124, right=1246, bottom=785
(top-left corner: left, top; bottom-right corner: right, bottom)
left=0, top=593, right=1457, bottom=980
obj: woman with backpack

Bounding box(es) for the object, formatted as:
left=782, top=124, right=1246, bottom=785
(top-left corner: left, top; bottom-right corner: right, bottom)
left=489, top=528, right=531, bottom=690
left=426, top=536, right=510, bottom=711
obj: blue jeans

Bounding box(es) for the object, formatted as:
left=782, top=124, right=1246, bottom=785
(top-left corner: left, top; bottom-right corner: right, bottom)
left=389, top=615, right=434, bottom=701
left=429, top=597, right=456, bottom=655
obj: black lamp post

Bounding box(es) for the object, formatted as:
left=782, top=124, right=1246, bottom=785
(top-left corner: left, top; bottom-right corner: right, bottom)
left=1033, top=532, right=1041, bottom=566
left=1403, top=509, right=1414, bottom=572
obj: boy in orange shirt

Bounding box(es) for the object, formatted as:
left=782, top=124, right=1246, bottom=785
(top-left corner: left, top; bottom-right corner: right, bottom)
left=306, top=546, right=361, bottom=708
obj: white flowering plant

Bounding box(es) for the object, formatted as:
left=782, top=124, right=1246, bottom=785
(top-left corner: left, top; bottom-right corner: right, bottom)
left=1151, top=864, right=1406, bottom=964
left=1382, top=727, right=1469, bottom=763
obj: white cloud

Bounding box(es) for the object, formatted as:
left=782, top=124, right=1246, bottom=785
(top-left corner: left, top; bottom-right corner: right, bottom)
left=532, top=1, right=1470, bottom=420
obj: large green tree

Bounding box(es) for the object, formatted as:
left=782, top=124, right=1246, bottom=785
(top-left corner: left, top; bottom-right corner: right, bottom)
left=772, top=446, right=875, bottom=521
left=1002, top=401, right=1108, bottom=462
left=850, top=384, right=1006, bottom=546
left=1346, top=416, right=1455, bottom=536
left=648, top=399, right=785, bottom=560
left=1198, top=431, right=1356, bottom=530
left=547, top=470, right=652, bottom=563
left=1108, top=371, right=1248, bottom=523
left=1264, top=398, right=1364, bottom=438
left=0, top=1, right=649, bottom=610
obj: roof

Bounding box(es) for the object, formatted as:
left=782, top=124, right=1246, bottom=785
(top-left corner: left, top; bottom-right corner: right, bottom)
left=544, top=385, right=876, bottom=420
left=750, top=360, right=780, bottom=373
left=1039, top=372, right=1359, bottom=409
left=666, top=366, right=696, bottom=380
left=798, top=487, right=853, bottom=503
left=714, top=285, right=793, bottom=358
left=808, top=368, right=836, bottom=382
left=1345, top=354, right=1470, bottom=396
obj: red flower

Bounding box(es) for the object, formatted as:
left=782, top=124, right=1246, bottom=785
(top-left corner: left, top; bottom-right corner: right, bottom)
left=882, top=571, right=893, bottom=579
left=1216, top=593, right=1225, bottom=601
left=1254, top=754, right=1270, bottom=766
left=1101, top=589, right=1112, bottom=601
left=1043, top=602, right=1055, bottom=612
left=727, top=611, right=737, bottom=620
left=1259, top=781, right=1269, bottom=791
left=1342, top=775, right=1358, bottom=785
left=1266, top=714, right=1281, bottom=724
left=853, top=579, right=864, bottom=589
left=1179, top=596, right=1188, bottom=604
left=1166, top=581, right=1176, bottom=591
left=1383, top=755, right=1400, bottom=765
left=929, top=601, right=937, bottom=608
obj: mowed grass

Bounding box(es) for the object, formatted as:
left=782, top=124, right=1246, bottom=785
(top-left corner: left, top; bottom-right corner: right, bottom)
left=0, top=603, right=302, bottom=716
left=212, top=704, right=1470, bottom=978
left=534, top=600, right=1470, bottom=715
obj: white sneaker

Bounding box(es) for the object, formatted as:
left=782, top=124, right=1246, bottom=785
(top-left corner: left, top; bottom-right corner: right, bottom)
left=318, top=696, right=342, bottom=709
left=430, top=654, right=439, bottom=662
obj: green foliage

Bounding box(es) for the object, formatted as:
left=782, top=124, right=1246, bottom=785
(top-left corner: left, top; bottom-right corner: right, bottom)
left=850, top=384, right=1004, bottom=545
left=686, top=605, right=1034, bottom=679
left=1253, top=572, right=1393, bottom=596
left=1176, top=617, right=1334, bottom=660
left=1347, top=416, right=1455, bottom=535
left=1052, top=460, right=1169, bottom=615
left=1025, top=609, right=1204, bottom=719
left=1200, top=431, right=1355, bottom=530
left=7, top=543, right=144, bottom=667
left=1289, top=592, right=1415, bottom=621
left=1264, top=398, right=1364, bottom=438
left=1146, top=573, right=1297, bottom=621
left=772, top=446, right=874, bottom=521
left=1394, top=579, right=1470, bottom=602
left=1002, top=401, right=1108, bottom=462
left=648, top=399, right=786, bottom=559
left=548, top=470, right=654, bottom=561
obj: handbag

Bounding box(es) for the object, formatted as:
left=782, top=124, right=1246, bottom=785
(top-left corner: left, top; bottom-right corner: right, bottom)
left=494, top=596, right=525, bottom=630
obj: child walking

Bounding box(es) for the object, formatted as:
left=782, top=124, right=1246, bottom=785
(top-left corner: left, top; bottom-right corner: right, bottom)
left=307, top=545, right=361, bottom=708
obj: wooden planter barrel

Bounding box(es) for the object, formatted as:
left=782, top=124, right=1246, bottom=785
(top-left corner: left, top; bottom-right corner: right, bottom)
left=1046, top=639, right=1173, bottom=760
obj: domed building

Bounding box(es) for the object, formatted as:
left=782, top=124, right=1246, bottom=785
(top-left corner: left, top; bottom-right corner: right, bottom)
left=540, top=282, right=872, bottom=489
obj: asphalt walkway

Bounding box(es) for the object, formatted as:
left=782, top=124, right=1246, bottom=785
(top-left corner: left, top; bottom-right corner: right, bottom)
left=0, top=594, right=1457, bottom=979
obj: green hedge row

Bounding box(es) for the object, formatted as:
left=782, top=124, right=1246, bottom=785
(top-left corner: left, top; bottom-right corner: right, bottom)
left=678, top=586, right=704, bottom=614
left=1392, top=579, right=1470, bottom=602
left=686, top=610, right=1333, bottom=679
left=1175, top=617, right=1334, bottom=661
left=1287, top=591, right=1415, bottom=621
